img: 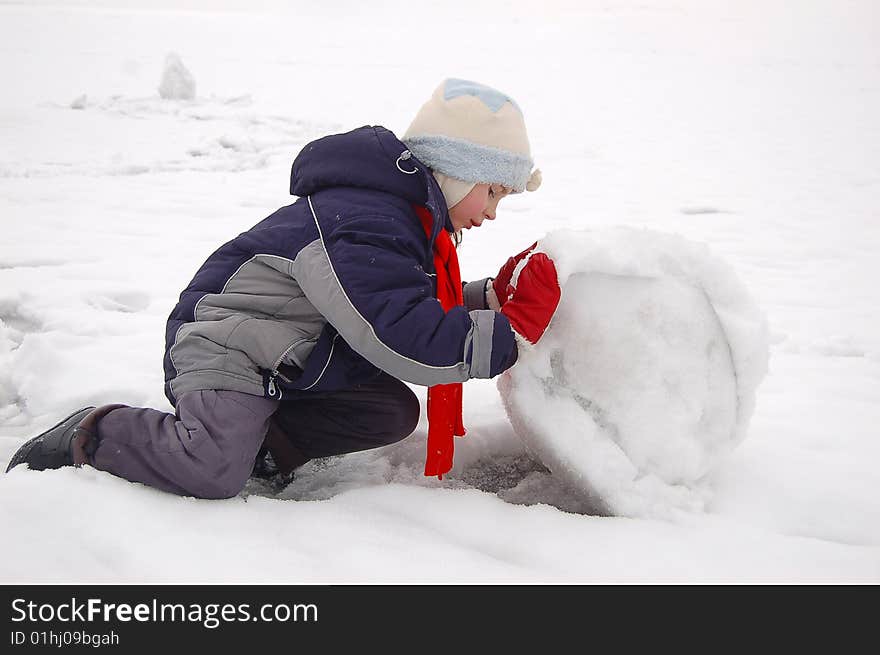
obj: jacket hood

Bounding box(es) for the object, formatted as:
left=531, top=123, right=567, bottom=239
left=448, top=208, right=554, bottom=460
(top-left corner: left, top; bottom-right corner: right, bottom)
left=290, top=125, right=454, bottom=236
left=290, top=126, right=426, bottom=201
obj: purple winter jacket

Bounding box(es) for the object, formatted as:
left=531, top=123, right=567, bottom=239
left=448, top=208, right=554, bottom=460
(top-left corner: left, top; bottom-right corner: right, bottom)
left=162, top=125, right=518, bottom=405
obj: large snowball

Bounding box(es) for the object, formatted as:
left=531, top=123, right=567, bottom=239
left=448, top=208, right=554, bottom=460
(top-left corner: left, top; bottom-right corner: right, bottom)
left=498, top=227, right=769, bottom=518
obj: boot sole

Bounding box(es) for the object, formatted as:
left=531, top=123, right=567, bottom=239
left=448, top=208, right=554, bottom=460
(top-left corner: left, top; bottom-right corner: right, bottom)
left=5, top=407, right=95, bottom=473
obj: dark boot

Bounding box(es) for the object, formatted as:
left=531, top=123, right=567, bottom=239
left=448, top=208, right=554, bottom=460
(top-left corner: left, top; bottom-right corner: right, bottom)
left=250, top=445, right=279, bottom=479
left=250, top=417, right=310, bottom=489
left=5, top=404, right=126, bottom=473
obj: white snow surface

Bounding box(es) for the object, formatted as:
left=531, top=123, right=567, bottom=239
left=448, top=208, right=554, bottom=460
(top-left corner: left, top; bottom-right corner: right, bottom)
left=1, top=0, right=879, bottom=583
left=500, top=228, right=769, bottom=518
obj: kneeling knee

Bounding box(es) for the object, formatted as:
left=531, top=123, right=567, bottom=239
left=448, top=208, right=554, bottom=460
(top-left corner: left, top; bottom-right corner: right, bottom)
left=387, top=387, right=420, bottom=444
left=190, top=462, right=252, bottom=500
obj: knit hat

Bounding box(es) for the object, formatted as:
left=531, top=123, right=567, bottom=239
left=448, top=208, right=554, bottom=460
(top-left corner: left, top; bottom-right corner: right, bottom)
left=403, top=78, right=542, bottom=194
left=431, top=172, right=475, bottom=210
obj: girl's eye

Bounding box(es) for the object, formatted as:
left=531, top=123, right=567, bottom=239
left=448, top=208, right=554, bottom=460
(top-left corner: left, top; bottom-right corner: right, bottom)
left=489, top=187, right=496, bottom=198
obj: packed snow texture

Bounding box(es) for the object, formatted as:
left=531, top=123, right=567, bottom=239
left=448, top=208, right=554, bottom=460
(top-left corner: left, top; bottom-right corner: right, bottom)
left=499, top=228, right=769, bottom=518
left=0, top=0, right=878, bottom=582
left=158, top=52, right=195, bottom=101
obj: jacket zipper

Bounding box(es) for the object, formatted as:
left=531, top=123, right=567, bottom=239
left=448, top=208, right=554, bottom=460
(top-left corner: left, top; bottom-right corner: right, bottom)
left=267, top=341, right=300, bottom=400
left=267, top=375, right=281, bottom=399
left=302, top=334, right=340, bottom=391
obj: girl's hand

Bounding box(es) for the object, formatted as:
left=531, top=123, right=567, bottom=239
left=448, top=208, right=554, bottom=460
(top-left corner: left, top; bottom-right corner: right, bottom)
left=492, top=242, right=538, bottom=306
left=500, top=253, right=561, bottom=344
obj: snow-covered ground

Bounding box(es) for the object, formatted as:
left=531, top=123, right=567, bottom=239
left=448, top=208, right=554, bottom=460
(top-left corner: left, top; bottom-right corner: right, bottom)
left=1, top=0, right=878, bottom=583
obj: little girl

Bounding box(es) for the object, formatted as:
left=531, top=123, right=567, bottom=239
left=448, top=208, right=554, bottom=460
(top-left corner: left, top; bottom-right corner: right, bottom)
left=6, top=78, right=561, bottom=497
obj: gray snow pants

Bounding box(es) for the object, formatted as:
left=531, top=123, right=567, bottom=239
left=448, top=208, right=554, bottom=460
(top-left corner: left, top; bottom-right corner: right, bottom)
left=91, top=373, right=420, bottom=499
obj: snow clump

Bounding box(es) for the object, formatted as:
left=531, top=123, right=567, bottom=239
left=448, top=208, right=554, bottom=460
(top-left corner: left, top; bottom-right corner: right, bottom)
left=158, top=52, right=196, bottom=101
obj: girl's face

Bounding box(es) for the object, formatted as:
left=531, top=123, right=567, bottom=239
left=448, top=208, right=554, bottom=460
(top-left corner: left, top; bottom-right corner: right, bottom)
left=449, top=183, right=512, bottom=232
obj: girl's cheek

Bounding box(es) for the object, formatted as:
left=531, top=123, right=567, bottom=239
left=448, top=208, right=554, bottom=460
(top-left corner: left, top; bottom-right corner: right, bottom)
left=476, top=190, right=492, bottom=213
left=461, top=196, right=483, bottom=219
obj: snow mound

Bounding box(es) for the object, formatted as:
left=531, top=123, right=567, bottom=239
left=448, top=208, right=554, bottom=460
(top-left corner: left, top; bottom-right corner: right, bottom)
left=498, top=227, right=769, bottom=518
left=158, top=52, right=196, bottom=101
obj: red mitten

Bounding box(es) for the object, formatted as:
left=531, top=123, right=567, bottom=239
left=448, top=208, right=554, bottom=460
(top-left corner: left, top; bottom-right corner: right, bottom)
left=500, top=252, right=561, bottom=344
left=492, top=241, right=538, bottom=307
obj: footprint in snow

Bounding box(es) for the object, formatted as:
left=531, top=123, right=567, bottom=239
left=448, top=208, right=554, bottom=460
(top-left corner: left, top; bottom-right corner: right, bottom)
left=86, top=290, right=151, bottom=313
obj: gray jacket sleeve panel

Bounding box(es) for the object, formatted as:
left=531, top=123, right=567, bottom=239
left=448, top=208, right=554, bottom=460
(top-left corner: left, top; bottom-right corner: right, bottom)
left=463, top=278, right=491, bottom=311
left=467, top=309, right=496, bottom=378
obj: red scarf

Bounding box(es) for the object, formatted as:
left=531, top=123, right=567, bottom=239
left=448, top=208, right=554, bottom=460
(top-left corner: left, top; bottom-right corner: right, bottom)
left=413, top=205, right=466, bottom=480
